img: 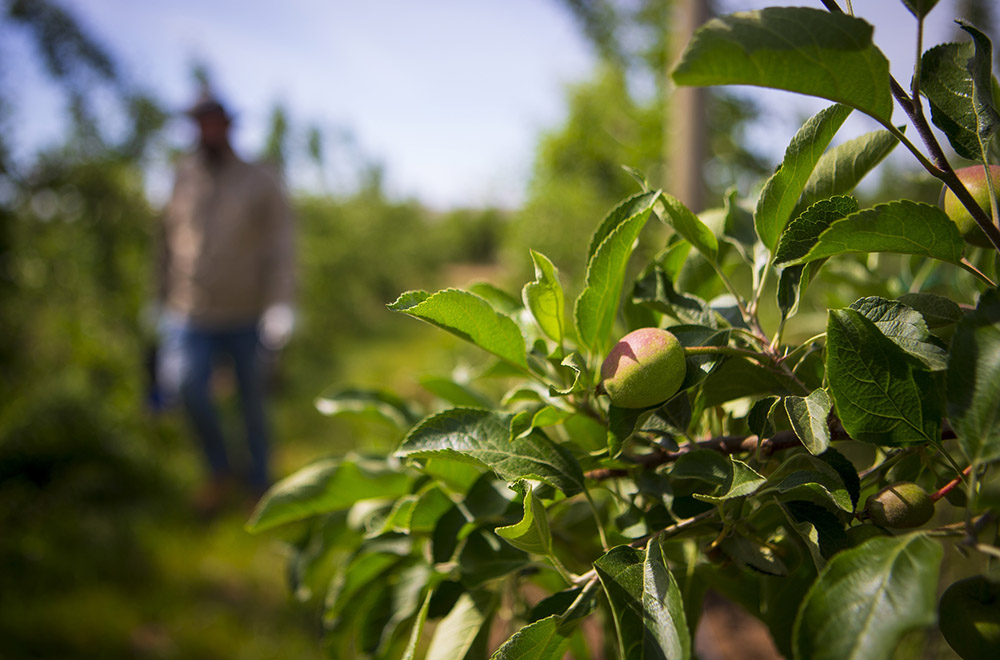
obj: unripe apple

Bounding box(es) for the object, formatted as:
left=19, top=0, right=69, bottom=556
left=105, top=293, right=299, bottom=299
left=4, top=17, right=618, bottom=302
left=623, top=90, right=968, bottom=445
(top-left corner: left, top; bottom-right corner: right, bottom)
left=600, top=328, right=686, bottom=409
left=942, top=164, right=1000, bottom=248
left=939, top=575, right=1000, bottom=660
left=863, top=481, right=934, bottom=529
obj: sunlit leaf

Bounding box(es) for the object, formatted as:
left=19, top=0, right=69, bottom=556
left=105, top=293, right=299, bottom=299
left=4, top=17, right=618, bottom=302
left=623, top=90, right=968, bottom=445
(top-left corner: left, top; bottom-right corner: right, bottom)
left=495, top=480, right=553, bottom=556
left=389, top=288, right=528, bottom=369
left=784, top=388, right=833, bottom=455
left=792, top=534, right=943, bottom=660
left=247, top=456, right=412, bottom=532
left=396, top=409, right=585, bottom=496
left=523, top=250, right=566, bottom=345
left=575, top=192, right=658, bottom=353
left=754, top=104, right=852, bottom=250
left=794, top=129, right=899, bottom=218
left=850, top=296, right=948, bottom=371
left=425, top=591, right=497, bottom=660
left=826, top=309, right=941, bottom=446
left=672, top=7, right=893, bottom=122
left=776, top=200, right=965, bottom=267
left=594, top=542, right=692, bottom=660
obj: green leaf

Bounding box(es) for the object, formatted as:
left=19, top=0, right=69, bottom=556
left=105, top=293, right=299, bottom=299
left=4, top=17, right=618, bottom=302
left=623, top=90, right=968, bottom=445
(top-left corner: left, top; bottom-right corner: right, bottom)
left=657, top=193, right=718, bottom=262
left=420, top=376, right=495, bottom=409
left=670, top=449, right=730, bottom=487
left=697, top=357, right=798, bottom=408
left=389, top=288, right=528, bottom=369
left=672, top=7, right=893, bottom=123
left=718, top=534, right=788, bottom=576
left=818, top=447, right=861, bottom=509
left=575, top=193, right=658, bottom=353
left=849, top=296, right=948, bottom=371
left=896, top=292, right=962, bottom=328
left=490, top=616, right=572, bottom=660
left=594, top=542, right=692, bottom=660
left=959, top=21, right=1000, bottom=163
left=588, top=190, right=662, bottom=262
left=468, top=282, right=522, bottom=315
left=781, top=501, right=847, bottom=570
left=549, top=352, right=588, bottom=397
left=792, top=534, right=943, bottom=660
left=458, top=531, right=531, bottom=588
left=748, top=396, right=779, bottom=439
left=826, top=309, right=941, bottom=446
left=765, top=457, right=853, bottom=514
left=794, top=129, right=899, bottom=218
left=425, top=591, right=497, bottom=660
left=608, top=405, right=654, bottom=459
left=495, top=481, right=553, bottom=556
left=247, top=456, right=412, bottom=532
left=396, top=409, right=586, bottom=497
left=523, top=250, right=565, bottom=345
left=784, top=389, right=833, bottom=455
left=314, top=387, right=418, bottom=427
left=754, top=104, right=852, bottom=250
left=901, top=0, right=941, bottom=18
left=947, top=289, right=1000, bottom=465
left=921, top=40, right=986, bottom=160
left=773, top=196, right=859, bottom=266
left=776, top=200, right=965, bottom=267
left=401, top=589, right=434, bottom=660
left=633, top=264, right=716, bottom=328
left=693, top=458, right=766, bottom=503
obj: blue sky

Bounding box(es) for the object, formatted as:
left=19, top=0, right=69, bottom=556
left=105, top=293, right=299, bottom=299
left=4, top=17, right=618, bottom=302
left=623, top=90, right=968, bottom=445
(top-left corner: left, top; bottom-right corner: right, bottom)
left=2, top=0, right=990, bottom=209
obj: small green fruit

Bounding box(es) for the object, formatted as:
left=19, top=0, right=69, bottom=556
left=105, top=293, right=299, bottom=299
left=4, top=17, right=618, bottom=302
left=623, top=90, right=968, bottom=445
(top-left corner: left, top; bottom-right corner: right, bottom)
left=600, top=328, right=686, bottom=409
left=845, top=523, right=887, bottom=547
left=863, top=481, right=934, bottom=529
left=939, top=575, right=1000, bottom=660
left=942, top=164, right=1000, bottom=248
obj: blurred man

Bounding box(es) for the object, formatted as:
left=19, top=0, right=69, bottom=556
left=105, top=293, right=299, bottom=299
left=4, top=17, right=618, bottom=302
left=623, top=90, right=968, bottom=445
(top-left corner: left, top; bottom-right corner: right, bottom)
left=156, top=89, right=295, bottom=515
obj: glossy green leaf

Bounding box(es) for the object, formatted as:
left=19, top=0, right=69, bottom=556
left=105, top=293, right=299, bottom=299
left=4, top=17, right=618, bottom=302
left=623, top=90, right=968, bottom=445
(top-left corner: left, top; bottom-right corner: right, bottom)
left=748, top=396, right=779, bottom=440
left=575, top=193, right=658, bottom=354
left=784, top=389, right=833, bottom=455
left=850, top=296, right=948, bottom=371
left=947, top=289, right=1000, bottom=465
left=458, top=531, right=531, bottom=588
left=960, top=21, right=1000, bottom=163
left=697, top=357, right=798, bottom=408
left=794, top=129, right=899, bottom=218
left=777, top=200, right=965, bottom=267
left=491, top=615, right=572, bottom=660
left=826, top=309, right=941, bottom=446
left=656, top=193, right=718, bottom=262
left=672, top=7, right=893, bottom=122
left=773, top=196, right=859, bottom=266
left=921, top=40, right=990, bottom=160
left=523, top=250, right=566, bottom=345
left=425, top=591, right=497, bottom=660
left=314, top=387, right=418, bottom=427
left=469, top=282, right=522, bottom=315
left=792, top=533, right=943, bottom=660
left=594, top=542, right=692, bottom=660
left=396, top=409, right=585, bottom=496
left=693, top=458, right=766, bottom=503
left=495, top=481, right=553, bottom=556
left=389, top=288, right=528, bottom=369
left=247, top=456, right=413, bottom=532
left=754, top=104, right=852, bottom=250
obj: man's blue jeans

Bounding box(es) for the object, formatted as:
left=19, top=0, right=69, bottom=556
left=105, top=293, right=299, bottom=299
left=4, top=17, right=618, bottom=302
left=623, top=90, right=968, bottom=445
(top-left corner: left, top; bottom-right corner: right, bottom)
left=158, top=314, right=270, bottom=493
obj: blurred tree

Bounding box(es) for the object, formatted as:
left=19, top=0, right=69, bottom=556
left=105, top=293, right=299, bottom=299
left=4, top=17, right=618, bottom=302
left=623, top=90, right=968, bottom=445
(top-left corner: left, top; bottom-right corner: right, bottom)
left=262, top=103, right=290, bottom=171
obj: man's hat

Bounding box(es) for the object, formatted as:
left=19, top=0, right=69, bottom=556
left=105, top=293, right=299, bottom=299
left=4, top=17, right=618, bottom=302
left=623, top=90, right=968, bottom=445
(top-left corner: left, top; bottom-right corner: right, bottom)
left=185, top=88, right=231, bottom=119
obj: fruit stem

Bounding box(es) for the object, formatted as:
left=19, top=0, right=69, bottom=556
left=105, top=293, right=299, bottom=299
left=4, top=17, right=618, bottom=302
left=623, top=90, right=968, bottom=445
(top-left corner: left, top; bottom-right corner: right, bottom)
left=582, top=488, right=610, bottom=551
left=930, top=464, right=974, bottom=503
left=959, top=258, right=997, bottom=288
